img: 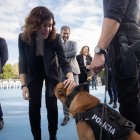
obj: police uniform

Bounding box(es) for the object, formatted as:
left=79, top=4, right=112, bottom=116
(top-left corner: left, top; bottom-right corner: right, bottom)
left=103, top=0, right=140, bottom=133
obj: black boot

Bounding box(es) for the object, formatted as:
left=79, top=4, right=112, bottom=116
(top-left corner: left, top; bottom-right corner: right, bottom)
left=61, top=116, right=69, bottom=126
left=108, top=99, right=113, bottom=105
left=113, top=102, right=117, bottom=108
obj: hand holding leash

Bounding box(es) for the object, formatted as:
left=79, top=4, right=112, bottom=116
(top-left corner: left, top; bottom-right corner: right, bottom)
left=90, top=54, right=105, bottom=75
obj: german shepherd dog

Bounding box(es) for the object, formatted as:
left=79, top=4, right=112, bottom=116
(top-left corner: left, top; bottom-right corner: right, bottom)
left=55, top=82, right=140, bottom=140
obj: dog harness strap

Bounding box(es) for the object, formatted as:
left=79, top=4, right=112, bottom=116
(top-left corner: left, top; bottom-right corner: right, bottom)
left=75, top=103, right=136, bottom=140
left=75, top=103, right=102, bottom=123
left=65, top=87, right=78, bottom=108
left=65, top=83, right=89, bottom=108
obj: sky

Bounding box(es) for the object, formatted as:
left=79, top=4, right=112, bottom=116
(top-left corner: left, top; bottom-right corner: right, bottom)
left=0, top=0, right=103, bottom=64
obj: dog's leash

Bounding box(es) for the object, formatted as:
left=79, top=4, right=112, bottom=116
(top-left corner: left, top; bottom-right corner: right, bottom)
left=99, top=53, right=115, bottom=140
left=99, top=55, right=109, bottom=140
left=86, top=55, right=110, bottom=140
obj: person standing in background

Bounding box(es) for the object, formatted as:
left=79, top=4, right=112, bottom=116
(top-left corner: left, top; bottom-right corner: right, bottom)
left=91, top=74, right=97, bottom=90
left=76, top=46, right=92, bottom=85
left=107, top=64, right=118, bottom=109
left=18, top=6, right=75, bottom=140
left=59, top=26, right=80, bottom=126
left=0, top=37, right=8, bottom=130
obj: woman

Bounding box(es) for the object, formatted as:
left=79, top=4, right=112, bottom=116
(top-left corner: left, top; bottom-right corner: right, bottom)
left=18, top=6, right=75, bottom=140
left=76, top=46, right=92, bottom=84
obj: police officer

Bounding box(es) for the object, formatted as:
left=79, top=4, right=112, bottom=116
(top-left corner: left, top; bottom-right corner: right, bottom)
left=90, top=0, right=140, bottom=134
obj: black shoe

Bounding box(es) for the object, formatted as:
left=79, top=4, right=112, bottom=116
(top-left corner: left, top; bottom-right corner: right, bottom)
left=113, top=103, right=117, bottom=108
left=0, top=118, right=4, bottom=130
left=61, top=117, right=69, bottom=126
left=108, top=99, right=113, bottom=105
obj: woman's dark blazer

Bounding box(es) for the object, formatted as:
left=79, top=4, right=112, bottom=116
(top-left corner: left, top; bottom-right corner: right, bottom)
left=0, top=37, right=8, bottom=73
left=18, top=33, right=72, bottom=95
left=76, top=54, right=92, bottom=73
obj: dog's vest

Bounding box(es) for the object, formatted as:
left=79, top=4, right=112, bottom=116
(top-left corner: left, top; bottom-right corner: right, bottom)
left=75, top=103, right=135, bottom=140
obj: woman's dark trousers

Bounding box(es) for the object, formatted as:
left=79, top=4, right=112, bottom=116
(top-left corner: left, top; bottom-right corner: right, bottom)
left=28, top=57, right=58, bottom=140
left=108, top=72, right=118, bottom=104
left=28, top=73, right=58, bottom=140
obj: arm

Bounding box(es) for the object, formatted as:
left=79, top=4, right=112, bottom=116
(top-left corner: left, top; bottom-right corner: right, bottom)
left=99, top=0, right=130, bottom=49
left=90, top=0, right=129, bottom=74
left=18, top=34, right=28, bottom=75
left=18, top=34, right=29, bottom=100
left=19, top=73, right=30, bottom=100
left=90, top=18, right=120, bottom=74
left=97, top=18, right=120, bottom=50
left=0, top=38, right=8, bottom=68
left=66, top=72, right=74, bottom=80
left=19, top=73, right=27, bottom=86
left=86, top=56, right=92, bottom=70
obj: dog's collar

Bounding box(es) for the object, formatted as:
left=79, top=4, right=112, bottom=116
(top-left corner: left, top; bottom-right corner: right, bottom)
left=65, top=83, right=89, bottom=108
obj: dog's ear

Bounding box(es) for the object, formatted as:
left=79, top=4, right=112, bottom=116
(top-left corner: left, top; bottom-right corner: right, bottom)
left=55, top=83, right=63, bottom=97
left=54, top=83, right=67, bottom=103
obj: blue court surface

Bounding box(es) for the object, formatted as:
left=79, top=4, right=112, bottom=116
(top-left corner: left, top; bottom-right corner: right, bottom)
left=0, top=86, right=119, bottom=140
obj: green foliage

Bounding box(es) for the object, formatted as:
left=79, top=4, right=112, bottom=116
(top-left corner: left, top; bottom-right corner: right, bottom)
left=0, top=63, right=19, bottom=79
left=98, top=69, right=105, bottom=79
left=98, top=69, right=105, bottom=85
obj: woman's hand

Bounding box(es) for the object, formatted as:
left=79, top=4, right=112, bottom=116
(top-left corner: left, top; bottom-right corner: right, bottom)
left=86, top=65, right=91, bottom=69
left=22, top=86, right=30, bottom=100
left=63, top=78, right=76, bottom=92
left=64, top=72, right=76, bottom=92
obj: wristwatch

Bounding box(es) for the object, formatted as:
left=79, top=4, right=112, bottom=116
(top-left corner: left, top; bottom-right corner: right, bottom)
left=94, top=46, right=107, bottom=54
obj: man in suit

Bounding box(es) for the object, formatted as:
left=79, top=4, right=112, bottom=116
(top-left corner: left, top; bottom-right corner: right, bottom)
left=0, top=37, right=8, bottom=130
left=60, top=26, right=80, bottom=126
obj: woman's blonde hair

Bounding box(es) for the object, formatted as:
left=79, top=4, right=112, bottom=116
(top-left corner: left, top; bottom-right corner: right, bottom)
left=22, top=6, right=56, bottom=44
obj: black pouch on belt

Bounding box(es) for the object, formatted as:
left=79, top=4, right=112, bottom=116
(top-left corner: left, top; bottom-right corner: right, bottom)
left=116, top=35, right=140, bottom=77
